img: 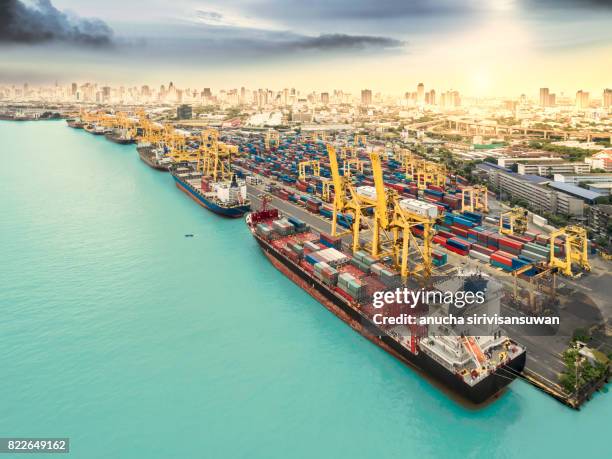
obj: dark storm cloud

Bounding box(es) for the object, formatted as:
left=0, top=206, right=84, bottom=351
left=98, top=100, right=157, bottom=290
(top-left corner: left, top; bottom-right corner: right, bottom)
left=0, top=0, right=113, bottom=46
left=191, top=10, right=404, bottom=53
left=523, top=0, right=612, bottom=8
left=236, top=0, right=471, bottom=21
left=287, top=33, right=404, bottom=50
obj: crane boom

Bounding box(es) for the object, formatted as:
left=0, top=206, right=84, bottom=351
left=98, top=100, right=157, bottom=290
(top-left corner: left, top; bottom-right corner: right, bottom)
left=369, top=151, right=388, bottom=230
left=327, top=145, right=346, bottom=209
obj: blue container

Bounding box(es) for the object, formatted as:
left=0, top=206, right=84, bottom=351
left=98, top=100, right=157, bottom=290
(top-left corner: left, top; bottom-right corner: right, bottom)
left=288, top=217, right=306, bottom=229
left=424, top=189, right=444, bottom=198
left=462, top=211, right=483, bottom=224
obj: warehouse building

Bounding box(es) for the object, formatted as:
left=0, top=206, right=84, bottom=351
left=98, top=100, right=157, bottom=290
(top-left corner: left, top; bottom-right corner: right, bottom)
left=553, top=173, right=612, bottom=185
left=476, top=163, right=585, bottom=216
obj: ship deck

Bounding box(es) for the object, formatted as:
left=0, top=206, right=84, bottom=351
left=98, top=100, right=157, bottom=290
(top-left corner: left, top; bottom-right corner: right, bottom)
left=254, top=216, right=526, bottom=388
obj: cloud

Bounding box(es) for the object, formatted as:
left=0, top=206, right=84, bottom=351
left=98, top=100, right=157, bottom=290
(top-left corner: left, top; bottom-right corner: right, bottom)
left=196, top=10, right=225, bottom=25
left=286, top=33, right=404, bottom=50
left=524, top=0, right=612, bottom=9
left=0, top=0, right=114, bottom=46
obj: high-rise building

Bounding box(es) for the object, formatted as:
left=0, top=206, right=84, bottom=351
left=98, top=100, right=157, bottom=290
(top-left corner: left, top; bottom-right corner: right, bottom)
left=361, top=89, right=372, bottom=105
left=321, top=92, right=329, bottom=104
left=539, top=88, right=549, bottom=107
left=71, top=82, right=77, bottom=96
left=576, top=90, right=590, bottom=109
left=548, top=93, right=556, bottom=106
left=604, top=88, right=612, bottom=108
left=429, top=89, right=436, bottom=105
left=417, top=83, right=425, bottom=103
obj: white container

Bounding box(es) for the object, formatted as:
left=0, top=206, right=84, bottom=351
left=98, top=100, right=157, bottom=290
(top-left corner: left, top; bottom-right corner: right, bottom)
left=356, top=186, right=377, bottom=200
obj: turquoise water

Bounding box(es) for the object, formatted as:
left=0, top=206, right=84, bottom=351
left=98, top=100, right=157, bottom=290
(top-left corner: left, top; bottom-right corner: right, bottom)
left=0, top=121, right=609, bottom=458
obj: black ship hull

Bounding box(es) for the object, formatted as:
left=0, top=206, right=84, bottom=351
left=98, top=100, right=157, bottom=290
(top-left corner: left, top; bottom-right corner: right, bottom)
left=252, top=232, right=526, bottom=405
left=105, top=133, right=134, bottom=144
left=137, top=146, right=169, bottom=171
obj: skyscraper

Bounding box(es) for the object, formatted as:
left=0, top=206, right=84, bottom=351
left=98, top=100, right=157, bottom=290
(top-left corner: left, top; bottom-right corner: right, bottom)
left=429, top=89, right=436, bottom=105
left=417, top=83, right=425, bottom=103
left=604, top=88, right=612, bottom=109
left=539, top=88, right=549, bottom=107
left=321, top=92, right=329, bottom=104
left=576, top=90, right=590, bottom=109
left=361, top=89, right=372, bottom=105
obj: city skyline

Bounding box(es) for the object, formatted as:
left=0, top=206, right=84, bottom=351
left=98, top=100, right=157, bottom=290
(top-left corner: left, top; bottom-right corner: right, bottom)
left=1, top=0, right=611, bottom=96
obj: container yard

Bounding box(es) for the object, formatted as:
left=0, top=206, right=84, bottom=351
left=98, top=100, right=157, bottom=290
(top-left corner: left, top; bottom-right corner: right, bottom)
left=64, top=114, right=610, bottom=408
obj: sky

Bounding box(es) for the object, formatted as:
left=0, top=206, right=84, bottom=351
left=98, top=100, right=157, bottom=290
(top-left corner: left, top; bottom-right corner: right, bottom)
left=1, top=0, right=611, bottom=97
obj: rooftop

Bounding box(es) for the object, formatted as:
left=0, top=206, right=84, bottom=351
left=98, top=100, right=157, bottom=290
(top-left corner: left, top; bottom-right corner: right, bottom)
left=548, top=182, right=602, bottom=202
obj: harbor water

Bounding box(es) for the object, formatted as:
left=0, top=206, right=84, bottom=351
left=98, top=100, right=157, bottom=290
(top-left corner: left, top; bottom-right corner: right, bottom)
left=0, top=121, right=609, bottom=458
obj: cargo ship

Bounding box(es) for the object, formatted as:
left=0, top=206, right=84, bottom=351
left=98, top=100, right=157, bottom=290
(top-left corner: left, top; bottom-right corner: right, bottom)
left=246, top=203, right=527, bottom=404
left=105, top=128, right=135, bottom=145
left=66, top=118, right=85, bottom=129
left=84, top=124, right=107, bottom=135
left=170, top=162, right=250, bottom=218
left=136, top=142, right=171, bottom=171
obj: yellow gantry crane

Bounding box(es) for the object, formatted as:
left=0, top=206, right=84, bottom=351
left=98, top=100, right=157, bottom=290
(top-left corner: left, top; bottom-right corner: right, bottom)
left=328, top=143, right=376, bottom=251
left=462, top=185, right=489, bottom=213
left=307, top=131, right=328, bottom=143
left=354, top=134, right=367, bottom=147
left=320, top=178, right=334, bottom=202
left=264, top=129, right=280, bottom=150
left=138, top=113, right=164, bottom=144
left=548, top=226, right=591, bottom=277
left=371, top=152, right=437, bottom=280
left=328, top=144, right=435, bottom=280
left=327, top=144, right=351, bottom=238
left=198, top=129, right=241, bottom=182
left=164, top=125, right=191, bottom=162
left=389, top=200, right=436, bottom=281
left=343, top=158, right=365, bottom=177
left=340, top=146, right=356, bottom=160
left=368, top=150, right=395, bottom=258
left=499, top=207, right=528, bottom=236
left=412, top=161, right=446, bottom=190
left=298, top=160, right=321, bottom=181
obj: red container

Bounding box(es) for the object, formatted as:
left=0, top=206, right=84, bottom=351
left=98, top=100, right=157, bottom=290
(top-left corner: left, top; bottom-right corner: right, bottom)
left=334, top=287, right=355, bottom=303
left=499, top=238, right=523, bottom=250
left=444, top=243, right=468, bottom=256
left=438, top=230, right=454, bottom=239
left=491, top=252, right=512, bottom=266
left=507, top=234, right=533, bottom=243
left=451, top=226, right=469, bottom=238
left=496, top=250, right=516, bottom=260
left=471, top=244, right=494, bottom=256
